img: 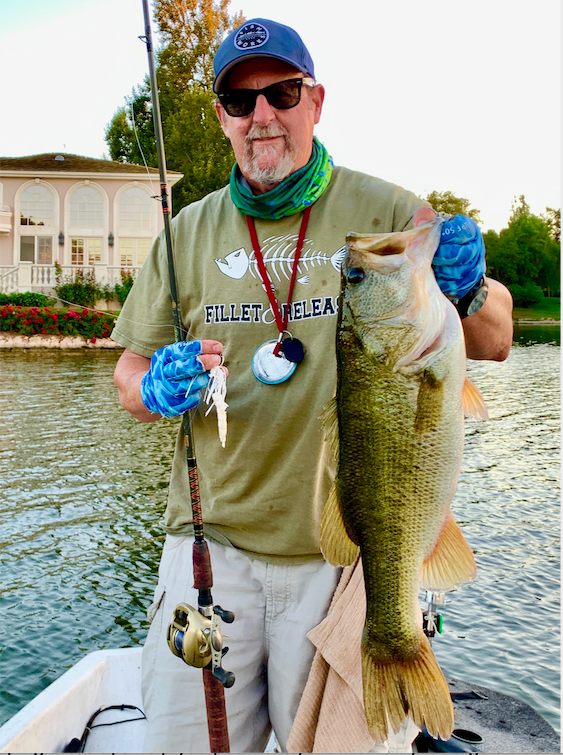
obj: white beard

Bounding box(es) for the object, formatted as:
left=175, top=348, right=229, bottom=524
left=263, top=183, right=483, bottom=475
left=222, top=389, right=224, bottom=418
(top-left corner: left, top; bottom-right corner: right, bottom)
left=243, top=124, right=298, bottom=185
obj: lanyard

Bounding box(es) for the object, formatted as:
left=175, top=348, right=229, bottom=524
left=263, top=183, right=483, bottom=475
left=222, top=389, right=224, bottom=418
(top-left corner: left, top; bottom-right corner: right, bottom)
left=245, top=205, right=312, bottom=356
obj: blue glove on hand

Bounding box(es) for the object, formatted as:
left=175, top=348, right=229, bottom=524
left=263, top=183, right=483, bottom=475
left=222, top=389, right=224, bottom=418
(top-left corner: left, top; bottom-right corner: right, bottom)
left=141, top=341, right=210, bottom=417
left=432, top=215, right=486, bottom=299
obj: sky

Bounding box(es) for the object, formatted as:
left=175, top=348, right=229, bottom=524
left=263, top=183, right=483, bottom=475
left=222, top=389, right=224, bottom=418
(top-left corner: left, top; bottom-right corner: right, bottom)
left=0, top=0, right=560, bottom=233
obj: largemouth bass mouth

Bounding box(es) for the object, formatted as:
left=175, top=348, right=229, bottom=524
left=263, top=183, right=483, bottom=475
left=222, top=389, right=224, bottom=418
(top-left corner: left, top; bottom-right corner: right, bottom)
left=320, top=217, right=487, bottom=743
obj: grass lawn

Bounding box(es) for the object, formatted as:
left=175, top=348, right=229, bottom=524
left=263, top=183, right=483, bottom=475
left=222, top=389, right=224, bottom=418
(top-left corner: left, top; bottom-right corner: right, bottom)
left=513, top=297, right=560, bottom=321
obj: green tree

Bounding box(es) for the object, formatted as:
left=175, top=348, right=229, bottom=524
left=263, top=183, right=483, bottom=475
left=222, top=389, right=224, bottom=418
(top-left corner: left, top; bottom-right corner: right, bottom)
left=482, top=229, right=505, bottom=281
left=105, top=0, right=243, bottom=214
left=486, top=196, right=560, bottom=300
left=154, top=0, right=242, bottom=92
left=425, top=190, right=481, bottom=224
left=105, top=108, right=135, bottom=164
left=541, top=207, right=561, bottom=243
left=105, top=91, right=157, bottom=167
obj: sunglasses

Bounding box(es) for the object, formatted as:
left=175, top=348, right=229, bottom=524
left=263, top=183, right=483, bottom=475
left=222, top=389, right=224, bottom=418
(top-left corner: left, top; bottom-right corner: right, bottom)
left=218, top=77, right=315, bottom=118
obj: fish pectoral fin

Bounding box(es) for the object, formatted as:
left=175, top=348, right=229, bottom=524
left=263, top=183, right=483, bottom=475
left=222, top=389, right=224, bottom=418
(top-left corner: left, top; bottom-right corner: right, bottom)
left=421, top=511, right=477, bottom=591
left=414, top=372, right=445, bottom=433
left=319, top=397, right=339, bottom=461
left=320, top=481, right=359, bottom=567
left=462, top=377, right=489, bottom=420
left=362, top=636, right=454, bottom=743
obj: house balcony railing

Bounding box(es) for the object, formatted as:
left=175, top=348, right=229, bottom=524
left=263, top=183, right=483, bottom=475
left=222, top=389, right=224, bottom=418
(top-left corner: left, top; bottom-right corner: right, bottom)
left=0, top=266, right=19, bottom=294
left=0, top=263, right=143, bottom=302
left=0, top=204, right=12, bottom=234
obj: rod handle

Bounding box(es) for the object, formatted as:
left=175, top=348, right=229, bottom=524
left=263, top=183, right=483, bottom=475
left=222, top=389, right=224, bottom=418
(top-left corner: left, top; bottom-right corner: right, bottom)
left=203, top=667, right=230, bottom=752
left=193, top=540, right=213, bottom=590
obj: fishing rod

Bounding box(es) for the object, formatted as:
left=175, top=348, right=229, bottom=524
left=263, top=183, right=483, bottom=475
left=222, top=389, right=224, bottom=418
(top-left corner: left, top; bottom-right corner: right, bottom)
left=139, top=2, right=235, bottom=751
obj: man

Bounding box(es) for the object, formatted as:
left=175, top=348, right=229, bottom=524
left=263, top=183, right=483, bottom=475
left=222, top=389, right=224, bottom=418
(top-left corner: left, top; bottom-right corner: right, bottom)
left=112, top=18, right=513, bottom=753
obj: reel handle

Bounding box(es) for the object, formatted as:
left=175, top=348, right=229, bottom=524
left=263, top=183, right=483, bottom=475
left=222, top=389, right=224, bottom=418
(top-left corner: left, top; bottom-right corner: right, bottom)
left=214, top=605, right=235, bottom=624
left=213, top=666, right=236, bottom=689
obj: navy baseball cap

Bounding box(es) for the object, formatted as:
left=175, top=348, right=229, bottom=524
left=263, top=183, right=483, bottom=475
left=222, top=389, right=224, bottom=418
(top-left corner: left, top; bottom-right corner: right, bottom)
left=213, top=18, right=315, bottom=93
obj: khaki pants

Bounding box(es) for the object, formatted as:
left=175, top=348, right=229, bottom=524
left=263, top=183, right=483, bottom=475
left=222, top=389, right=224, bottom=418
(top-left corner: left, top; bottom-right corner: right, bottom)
left=141, top=535, right=340, bottom=752
left=141, top=535, right=418, bottom=753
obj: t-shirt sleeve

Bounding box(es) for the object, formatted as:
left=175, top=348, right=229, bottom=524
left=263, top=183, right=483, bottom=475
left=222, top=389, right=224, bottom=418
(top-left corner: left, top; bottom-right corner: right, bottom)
left=392, top=187, right=430, bottom=232
left=332, top=168, right=430, bottom=235
left=111, top=231, right=176, bottom=358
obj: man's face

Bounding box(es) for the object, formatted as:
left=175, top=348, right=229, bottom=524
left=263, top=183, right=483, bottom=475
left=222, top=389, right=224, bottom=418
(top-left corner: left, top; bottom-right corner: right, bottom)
left=215, top=58, right=325, bottom=194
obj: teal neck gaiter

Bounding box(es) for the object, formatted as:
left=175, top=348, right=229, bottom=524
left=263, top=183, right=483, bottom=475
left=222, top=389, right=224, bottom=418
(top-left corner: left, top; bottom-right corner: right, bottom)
left=229, top=136, right=333, bottom=220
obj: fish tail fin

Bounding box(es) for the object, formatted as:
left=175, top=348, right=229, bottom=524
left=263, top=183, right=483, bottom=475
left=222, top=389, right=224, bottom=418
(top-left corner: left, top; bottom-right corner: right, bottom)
left=421, top=511, right=477, bottom=591
left=462, top=377, right=489, bottom=420
left=362, top=636, right=454, bottom=743
left=320, top=481, right=359, bottom=566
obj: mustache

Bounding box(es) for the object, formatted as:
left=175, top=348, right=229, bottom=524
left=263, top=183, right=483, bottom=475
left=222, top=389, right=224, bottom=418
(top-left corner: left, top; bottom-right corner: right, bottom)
left=245, top=124, right=290, bottom=143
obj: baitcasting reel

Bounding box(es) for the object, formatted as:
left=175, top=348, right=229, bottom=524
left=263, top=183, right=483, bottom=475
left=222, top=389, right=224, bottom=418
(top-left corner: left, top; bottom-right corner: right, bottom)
left=167, top=603, right=236, bottom=688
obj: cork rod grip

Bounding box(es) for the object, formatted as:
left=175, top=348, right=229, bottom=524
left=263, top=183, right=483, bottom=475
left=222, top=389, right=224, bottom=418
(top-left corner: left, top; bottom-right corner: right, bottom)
left=203, top=667, right=230, bottom=752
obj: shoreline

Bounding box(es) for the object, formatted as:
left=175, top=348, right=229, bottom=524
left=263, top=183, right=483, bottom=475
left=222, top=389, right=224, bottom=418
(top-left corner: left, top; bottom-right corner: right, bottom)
left=514, top=318, right=560, bottom=325
left=0, top=334, right=122, bottom=349
left=0, top=318, right=559, bottom=349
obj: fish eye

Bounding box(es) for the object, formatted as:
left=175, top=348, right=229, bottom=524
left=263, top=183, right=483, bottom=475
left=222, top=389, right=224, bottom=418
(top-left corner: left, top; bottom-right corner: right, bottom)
left=346, top=267, right=365, bottom=285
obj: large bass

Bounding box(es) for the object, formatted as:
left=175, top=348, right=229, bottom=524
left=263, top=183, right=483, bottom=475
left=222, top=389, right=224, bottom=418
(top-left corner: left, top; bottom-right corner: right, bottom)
left=320, top=216, right=487, bottom=742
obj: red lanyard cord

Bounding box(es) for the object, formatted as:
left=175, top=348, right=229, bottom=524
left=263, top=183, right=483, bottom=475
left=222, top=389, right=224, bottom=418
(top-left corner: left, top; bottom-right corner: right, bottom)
left=245, top=206, right=312, bottom=355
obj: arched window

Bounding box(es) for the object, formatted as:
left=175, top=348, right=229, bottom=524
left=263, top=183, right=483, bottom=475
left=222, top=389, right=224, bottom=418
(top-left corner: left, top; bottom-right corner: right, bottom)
left=70, top=186, right=103, bottom=226
left=20, top=185, right=54, bottom=226
left=119, top=188, right=153, bottom=231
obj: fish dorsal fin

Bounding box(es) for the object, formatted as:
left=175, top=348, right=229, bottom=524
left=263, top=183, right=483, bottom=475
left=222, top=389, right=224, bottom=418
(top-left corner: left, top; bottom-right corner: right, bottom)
left=319, top=397, right=339, bottom=461
left=320, top=481, right=360, bottom=567
left=421, top=511, right=477, bottom=591
left=463, top=377, right=489, bottom=420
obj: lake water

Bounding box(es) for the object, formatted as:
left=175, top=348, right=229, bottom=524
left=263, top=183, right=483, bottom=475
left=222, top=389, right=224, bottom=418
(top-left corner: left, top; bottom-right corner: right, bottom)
left=0, top=326, right=560, bottom=734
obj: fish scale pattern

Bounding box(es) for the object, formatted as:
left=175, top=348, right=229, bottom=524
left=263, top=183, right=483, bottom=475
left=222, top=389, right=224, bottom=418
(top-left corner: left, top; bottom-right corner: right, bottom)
left=321, top=219, right=478, bottom=743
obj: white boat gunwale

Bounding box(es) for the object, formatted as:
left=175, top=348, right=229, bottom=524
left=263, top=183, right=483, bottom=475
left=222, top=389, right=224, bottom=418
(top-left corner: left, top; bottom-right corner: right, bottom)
left=0, top=647, right=144, bottom=754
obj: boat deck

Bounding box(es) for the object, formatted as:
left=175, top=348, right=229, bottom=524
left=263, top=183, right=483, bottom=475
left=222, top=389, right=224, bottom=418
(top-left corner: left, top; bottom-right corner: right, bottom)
left=0, top=648, right=559, bottom=753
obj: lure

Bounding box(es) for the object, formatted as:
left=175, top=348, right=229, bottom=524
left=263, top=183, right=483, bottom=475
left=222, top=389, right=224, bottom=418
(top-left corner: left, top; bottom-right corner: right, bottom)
left=204, top=366, right=228, bottom=448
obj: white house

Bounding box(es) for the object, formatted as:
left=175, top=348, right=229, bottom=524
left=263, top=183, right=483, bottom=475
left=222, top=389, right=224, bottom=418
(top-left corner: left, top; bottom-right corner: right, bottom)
left=0, top=153, right=182, bottom=297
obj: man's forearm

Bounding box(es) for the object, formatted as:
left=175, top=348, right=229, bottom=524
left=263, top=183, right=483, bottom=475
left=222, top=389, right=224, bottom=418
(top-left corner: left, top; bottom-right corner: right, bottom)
left=114, top=349, right=162, bottom=423
left=462, top=277, right=513, bottom=361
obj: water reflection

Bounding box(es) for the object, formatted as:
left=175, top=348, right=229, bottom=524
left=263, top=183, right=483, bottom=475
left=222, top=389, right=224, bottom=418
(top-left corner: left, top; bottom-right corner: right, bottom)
left=513, top=322, right=560, bottom=346
left=0, top=339, right=560, bottom=733
left=0, top=350, right=174, bottom=721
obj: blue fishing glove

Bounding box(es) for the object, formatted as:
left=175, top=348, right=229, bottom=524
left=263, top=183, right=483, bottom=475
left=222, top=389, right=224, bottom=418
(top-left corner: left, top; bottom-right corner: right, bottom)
left=140, top=341, right=210, bottom=417
left=432, top=215, right=486, bottom=299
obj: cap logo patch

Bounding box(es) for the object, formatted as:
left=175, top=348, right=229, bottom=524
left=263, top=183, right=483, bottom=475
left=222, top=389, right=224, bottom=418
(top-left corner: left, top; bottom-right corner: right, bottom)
left=234, top=22, right=269, bottom=50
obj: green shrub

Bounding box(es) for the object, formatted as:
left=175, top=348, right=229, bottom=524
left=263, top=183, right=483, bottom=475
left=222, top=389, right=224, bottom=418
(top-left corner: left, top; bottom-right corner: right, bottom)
left=53, top=262, right=110, bottom=308
left=0, top=304, right=117, bottom=341
left=508, top=282, right=545, bottom=308
left=0, top=292, right=55, bottom=307
left=114, top=268, right=136, bottom=307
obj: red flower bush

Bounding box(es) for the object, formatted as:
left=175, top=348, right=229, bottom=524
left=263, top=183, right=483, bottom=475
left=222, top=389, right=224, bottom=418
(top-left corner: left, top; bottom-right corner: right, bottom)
left=0, top=305, right=117, bottom=341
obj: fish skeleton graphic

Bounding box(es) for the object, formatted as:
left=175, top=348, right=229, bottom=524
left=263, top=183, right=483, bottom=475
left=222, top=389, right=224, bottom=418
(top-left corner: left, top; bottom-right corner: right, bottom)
left=215, top=233, right=347, bottom=285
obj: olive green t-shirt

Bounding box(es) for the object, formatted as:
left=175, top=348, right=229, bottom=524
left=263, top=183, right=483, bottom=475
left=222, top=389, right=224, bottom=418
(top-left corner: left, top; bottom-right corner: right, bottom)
left=112, top=166, right=425, bottom=562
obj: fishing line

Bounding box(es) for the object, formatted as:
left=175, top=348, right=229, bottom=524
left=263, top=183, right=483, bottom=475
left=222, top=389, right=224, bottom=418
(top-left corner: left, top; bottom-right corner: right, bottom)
left=12, top=292, right=201, bottom=337
left=44, top=295, right=120, bottom=319
left=130, top=100, right=158, bottom=198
